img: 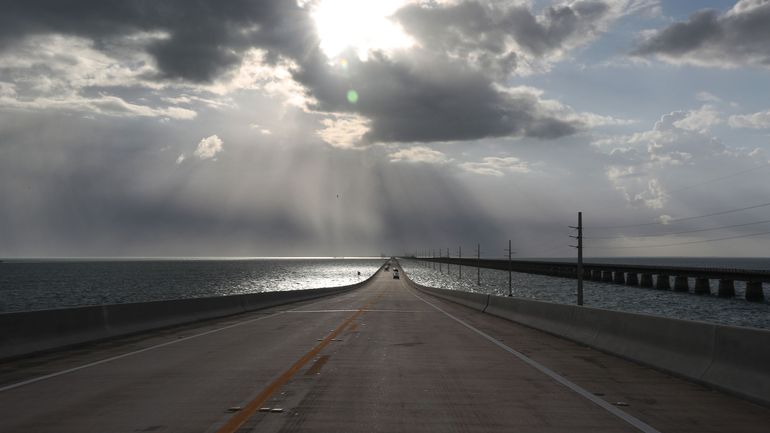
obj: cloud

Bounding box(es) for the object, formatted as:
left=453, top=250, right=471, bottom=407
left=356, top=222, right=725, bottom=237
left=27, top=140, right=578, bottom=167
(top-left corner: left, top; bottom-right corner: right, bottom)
left=0, top=0, right=316, bottom=83
left=593, top=106, right=766, bottom=209
left=317, top=114, right=370, bottom=149
left=459, top=156, right=531, bottom=177
left=0, top=1, right=317, bottom=124
left=671, top=105, right=721, bottom=133
left=632, top=0, right=770, bottom=68
left=301, top=52, right=586, bottom=144
left=389, top=146, right=451, bottom=165
left=395, top=0, right=635, bottom=77
left=0, top=34, right=197, bottom=119
left=696, top=91, right=721, bottom=102
left=194, top=135, right=224, bottom=160
left=729, top=109, right=770, bottom=129
left=0, top=0, right=629, bottom=145
left=295, top=1, right=645, bottom=145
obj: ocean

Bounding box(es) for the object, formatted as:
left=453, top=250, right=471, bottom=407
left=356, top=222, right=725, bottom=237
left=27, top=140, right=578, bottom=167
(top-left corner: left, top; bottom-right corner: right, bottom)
left=0, top=258, right=386, bottom=313
left=399, top=257, right=770, bottom=330
left=2, top=256, right=769, bottom=331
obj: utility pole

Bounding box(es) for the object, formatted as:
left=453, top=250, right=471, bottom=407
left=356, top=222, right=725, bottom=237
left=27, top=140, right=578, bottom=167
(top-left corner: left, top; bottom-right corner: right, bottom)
left=504, top=239, right=513, bottom=297
left=570, top=212, right=584, bottom=306
left=446, top=248, right=452, bottom=275
left=439, top=248, right=442, bottom=273
left=433, top=249, right=435, bottom=270
left=476, top=243, right=481, bottom=286
left=458, top=245, right=462, bottom=279
left=446, top=248, right=450, bottom=274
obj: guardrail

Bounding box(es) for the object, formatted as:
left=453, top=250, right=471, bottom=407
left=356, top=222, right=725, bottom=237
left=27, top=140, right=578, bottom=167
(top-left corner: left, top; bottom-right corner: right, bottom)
left=398, top=261, right=770, bottom=407
left=0, top=263, right=386, bottom=361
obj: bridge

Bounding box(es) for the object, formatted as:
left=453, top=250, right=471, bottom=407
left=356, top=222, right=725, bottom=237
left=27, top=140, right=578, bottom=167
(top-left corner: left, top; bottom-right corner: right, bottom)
left=1, top=260, right=770, bottom=432
left=417, top=257, right=769, bottom=301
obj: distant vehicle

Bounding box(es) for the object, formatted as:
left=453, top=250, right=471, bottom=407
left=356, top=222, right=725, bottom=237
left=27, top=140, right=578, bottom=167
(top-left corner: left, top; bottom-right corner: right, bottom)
left=393, top=269, right=399, bottom=279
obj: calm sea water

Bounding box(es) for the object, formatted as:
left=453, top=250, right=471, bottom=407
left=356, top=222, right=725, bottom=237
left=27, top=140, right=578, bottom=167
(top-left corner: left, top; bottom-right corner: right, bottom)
left=0, top=258, right=386, bottom=313
left=399, top=257, right=770, bottom=330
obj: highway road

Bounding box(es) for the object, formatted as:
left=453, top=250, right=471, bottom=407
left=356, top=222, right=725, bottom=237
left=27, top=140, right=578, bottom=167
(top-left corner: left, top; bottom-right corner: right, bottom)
left=1, top=261, right=770, bottom=432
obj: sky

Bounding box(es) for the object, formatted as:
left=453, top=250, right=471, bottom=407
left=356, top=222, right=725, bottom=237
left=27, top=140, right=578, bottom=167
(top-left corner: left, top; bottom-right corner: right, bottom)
left=1, top=0, right=770, bottom=258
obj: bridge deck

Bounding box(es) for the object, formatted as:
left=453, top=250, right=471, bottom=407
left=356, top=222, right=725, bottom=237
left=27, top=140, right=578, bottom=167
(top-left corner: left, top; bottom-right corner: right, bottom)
left=1, top=265, right=769, bottom=432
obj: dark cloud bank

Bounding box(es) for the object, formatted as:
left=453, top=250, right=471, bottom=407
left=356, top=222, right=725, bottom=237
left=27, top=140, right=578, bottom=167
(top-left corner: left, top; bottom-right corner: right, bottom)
left=633, top=0, right=770, bottom=67
left=0, top=0, right=624, bottom=143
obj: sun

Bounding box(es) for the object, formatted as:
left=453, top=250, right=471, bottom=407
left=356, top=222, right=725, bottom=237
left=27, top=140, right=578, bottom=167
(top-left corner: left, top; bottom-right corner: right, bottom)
left=310, top=0, right=414, bottom=60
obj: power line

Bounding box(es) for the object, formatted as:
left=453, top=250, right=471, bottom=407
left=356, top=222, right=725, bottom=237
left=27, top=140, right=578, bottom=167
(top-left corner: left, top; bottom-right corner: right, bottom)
left=584, top=218, right=770, bottom=240
left=523, top=235, right=572, bottom=256
left=586, top=201, right=770, bottom=230
left=668, top=162, right=770, bottom=195
left=584, top=229, right=770, bottom=250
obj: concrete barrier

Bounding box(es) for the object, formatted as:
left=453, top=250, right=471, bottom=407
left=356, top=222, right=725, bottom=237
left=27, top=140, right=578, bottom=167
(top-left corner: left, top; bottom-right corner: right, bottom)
left=400, top=272, right=488, bottom=312
left=0, top=263, right=385, bottom=361
left=399, top=262, right=770, bottom=407
left=705, top=326, right=770, bottom=405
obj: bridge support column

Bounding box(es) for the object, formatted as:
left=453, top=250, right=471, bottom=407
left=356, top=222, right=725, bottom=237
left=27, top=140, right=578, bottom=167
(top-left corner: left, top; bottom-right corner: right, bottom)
left=613, top=271, right=625, bottom=284
left=583, top=269, right=592, bottom=280
left=625, top=272, right=638, bottom=286
left=746, top=281, right=765, bottom=302
left=640, top=273, right=653, bottom=288
left=694, top=278, right=710, bottom=294
left=673, top=276, right=689, bottom=292
left=718, top=279, right=735, bottom=298
left=602, top=271, right=613, bottom=282
left=655, top=274, right=671, bottom=290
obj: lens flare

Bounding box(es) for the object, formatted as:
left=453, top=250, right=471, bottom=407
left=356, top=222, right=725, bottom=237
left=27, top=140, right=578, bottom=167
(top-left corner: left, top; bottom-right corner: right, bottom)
left=347, top=90, right=359, bottom=104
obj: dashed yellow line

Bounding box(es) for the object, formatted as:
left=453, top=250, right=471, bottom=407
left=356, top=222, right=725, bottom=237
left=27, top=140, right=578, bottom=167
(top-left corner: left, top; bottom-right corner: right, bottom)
left=216, top=295, right=380, bottom=433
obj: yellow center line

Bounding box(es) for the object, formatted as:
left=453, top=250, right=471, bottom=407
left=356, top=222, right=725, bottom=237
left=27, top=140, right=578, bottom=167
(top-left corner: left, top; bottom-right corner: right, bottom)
left=215, top=293, right=382, bottom=433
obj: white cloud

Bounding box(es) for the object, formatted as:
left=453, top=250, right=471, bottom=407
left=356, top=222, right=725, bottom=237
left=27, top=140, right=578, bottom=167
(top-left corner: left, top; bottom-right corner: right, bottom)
left=459, top=156, right=531, bottom=177
left=317, top=114, right=370, bottom=149
left=194, top=135, right=224, bottom=160
left=0, top=34, right=198, bottom=120
left=728, top=109, right=770, bottom=129
left=696, top=91, right=721, bottom=103
left=175, top=154, right=186, bottom=165
left=389, top=146, right=451, bottom=165
left=249, top=123, right=273, bottom=135
left=206, top=49, right=309, bottom=108
left=671, top=105, right=721, bottom=133
left=594, top=106, right=765, bottom=210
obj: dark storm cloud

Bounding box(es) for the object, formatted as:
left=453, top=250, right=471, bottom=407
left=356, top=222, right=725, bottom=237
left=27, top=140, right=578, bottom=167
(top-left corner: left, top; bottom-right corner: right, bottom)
left=633, top=1, right=770, bottom=67
left=294, top=0, right=615, bottom=143
left=298, top=51, right=580, bottom=143
left=0, top=0, right=605, bottom=145
left=0, top=0, right=316, bottom=82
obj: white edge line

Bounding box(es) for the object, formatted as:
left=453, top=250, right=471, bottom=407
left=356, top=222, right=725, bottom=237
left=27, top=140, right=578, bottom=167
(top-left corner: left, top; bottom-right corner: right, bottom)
left=410, top=291, right=663, bottom=433
left=0, top=312, right=284, bottom=393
